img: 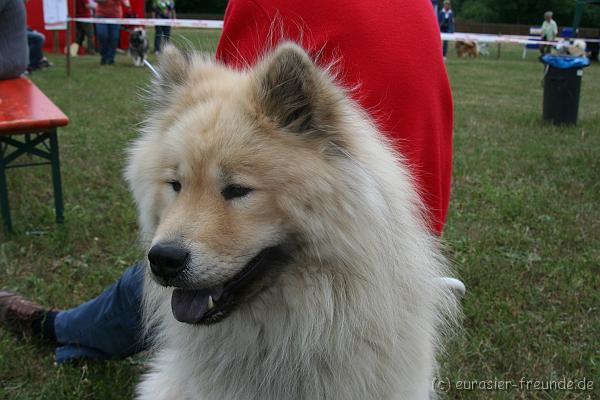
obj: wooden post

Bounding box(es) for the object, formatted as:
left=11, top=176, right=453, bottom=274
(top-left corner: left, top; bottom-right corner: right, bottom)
left=53, top=31, right=59, bottom=53
left=66, top=0, right=75, bottom=77
left=66, top=18, right=71, bottom=77
left=497, top=32, right=502, bottom=59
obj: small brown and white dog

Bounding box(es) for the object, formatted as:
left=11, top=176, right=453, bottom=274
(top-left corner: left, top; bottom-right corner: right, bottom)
left=455, top=40, right=479, bottom=58
left=128, top=42, right=460, bottom=400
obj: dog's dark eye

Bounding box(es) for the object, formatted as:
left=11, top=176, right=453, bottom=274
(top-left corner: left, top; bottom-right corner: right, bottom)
left=222, top=184, right=253, bottom=200
left=169, top=180, right=182, bottom=193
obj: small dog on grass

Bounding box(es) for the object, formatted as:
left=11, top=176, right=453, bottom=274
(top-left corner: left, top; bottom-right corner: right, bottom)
left=129, top=28, right=149, bottom=67
left=455, top=40, right=479, bottom=58
left=127, top=42, right=460, bottom=400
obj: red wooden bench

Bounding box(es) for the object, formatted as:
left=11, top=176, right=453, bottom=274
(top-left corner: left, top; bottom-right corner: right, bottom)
left=0, top=77, right=68, bottom=232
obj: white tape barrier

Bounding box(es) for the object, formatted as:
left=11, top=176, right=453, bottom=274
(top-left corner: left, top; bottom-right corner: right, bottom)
left=70, top=18, right=599, bottom=45
left=71, top=17, right=223, bottom=29
left=442, top=32, right=600, bottom=45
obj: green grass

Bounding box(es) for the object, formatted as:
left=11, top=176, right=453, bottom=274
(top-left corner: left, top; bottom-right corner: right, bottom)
left=442, top=45, right=600, bottom=399
left=0, top=30, right=598, bottom=399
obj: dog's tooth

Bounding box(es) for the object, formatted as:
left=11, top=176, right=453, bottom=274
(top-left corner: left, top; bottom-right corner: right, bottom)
left=207, top=296, right=214, bottom=310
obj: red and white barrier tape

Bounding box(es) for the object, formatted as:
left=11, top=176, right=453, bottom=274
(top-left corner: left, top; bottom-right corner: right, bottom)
left=70, top=18, right=600, bottom=44
left=442, top=32, right=600, bottom=45
left=71, top=17, right=223, bottom=29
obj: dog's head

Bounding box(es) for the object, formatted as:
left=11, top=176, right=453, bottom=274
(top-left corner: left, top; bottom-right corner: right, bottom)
left=130, top=27, right=146, bottom=45
left=126, top=43, right=347, bottom=325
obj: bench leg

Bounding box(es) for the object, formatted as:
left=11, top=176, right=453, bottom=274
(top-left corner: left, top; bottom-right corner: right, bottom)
left=0, top=145, right=12, bottom=233
left=49, top=130, right=64, bottom=224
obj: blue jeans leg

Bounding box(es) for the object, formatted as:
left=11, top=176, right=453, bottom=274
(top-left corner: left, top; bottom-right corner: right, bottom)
left=96, top=23, right=109, bottom=62
left=27, top=30, right=45, bottom=68
left=106, top=24, right=120, bottom=63
left=154, top=25, right=171, bottom=52
left=54, top=262, right=147, bottom=363
left=154, top=26, right=162, bottom=53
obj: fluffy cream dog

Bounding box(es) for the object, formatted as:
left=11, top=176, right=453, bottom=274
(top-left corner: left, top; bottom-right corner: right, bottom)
left=126, top=42, right=459, bottom=400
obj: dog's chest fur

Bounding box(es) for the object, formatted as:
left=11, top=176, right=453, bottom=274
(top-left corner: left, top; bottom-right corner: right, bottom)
left=140, top=265, right=434, bottom=400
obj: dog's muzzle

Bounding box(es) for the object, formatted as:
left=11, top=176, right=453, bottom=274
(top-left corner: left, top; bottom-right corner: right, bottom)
left=148, top=242, right=190, bottom=279
left=147, top=244, right=289, bottom=325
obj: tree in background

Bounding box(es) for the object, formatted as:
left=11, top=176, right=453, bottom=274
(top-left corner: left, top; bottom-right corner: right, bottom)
left=149, top=0, right=600, bottom=28
left=452, top=0, right=600, bottom=27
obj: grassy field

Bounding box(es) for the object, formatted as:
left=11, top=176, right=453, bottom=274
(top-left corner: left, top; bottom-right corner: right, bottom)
left=0, top=29, right=598, bottom=399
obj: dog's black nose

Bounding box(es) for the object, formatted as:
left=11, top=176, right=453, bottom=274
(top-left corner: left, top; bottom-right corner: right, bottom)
left=148, top=243, right=190, bottom=279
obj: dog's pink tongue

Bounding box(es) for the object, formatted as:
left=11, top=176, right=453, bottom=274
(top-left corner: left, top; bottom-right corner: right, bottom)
left=171, top=289, right=210, bottom=324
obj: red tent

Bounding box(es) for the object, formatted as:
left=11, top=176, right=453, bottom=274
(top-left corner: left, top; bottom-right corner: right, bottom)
left=26, top=0, right=146, bottom=53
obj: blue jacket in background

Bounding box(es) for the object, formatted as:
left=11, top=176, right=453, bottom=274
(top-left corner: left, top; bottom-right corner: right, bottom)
left=438, top=8, right=455, bottom=33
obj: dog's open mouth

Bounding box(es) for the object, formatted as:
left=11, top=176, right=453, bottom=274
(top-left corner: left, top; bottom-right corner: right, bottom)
left=171, top=246, right=287, bottom=325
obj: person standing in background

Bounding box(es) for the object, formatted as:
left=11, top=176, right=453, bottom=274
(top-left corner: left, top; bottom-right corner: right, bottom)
left=95, top=0, right=130, bottom=65
left=540, top=11, right=558, bottom=54
left=152, top=0, right=175, bottom=55
left=438, top=0, right=455, bottom=60
left=75, top=0, right=96, bottom=55
left=0, top=0, right=28, bottom=79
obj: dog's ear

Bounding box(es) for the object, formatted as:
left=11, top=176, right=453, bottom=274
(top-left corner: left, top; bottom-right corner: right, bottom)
left=253, top=42, right=340, bottom=134
left=150, top=44, right=193, bottom=106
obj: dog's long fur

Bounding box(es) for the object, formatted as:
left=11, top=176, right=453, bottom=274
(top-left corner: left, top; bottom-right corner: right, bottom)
left=127, top=42, right=459, bottom=400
